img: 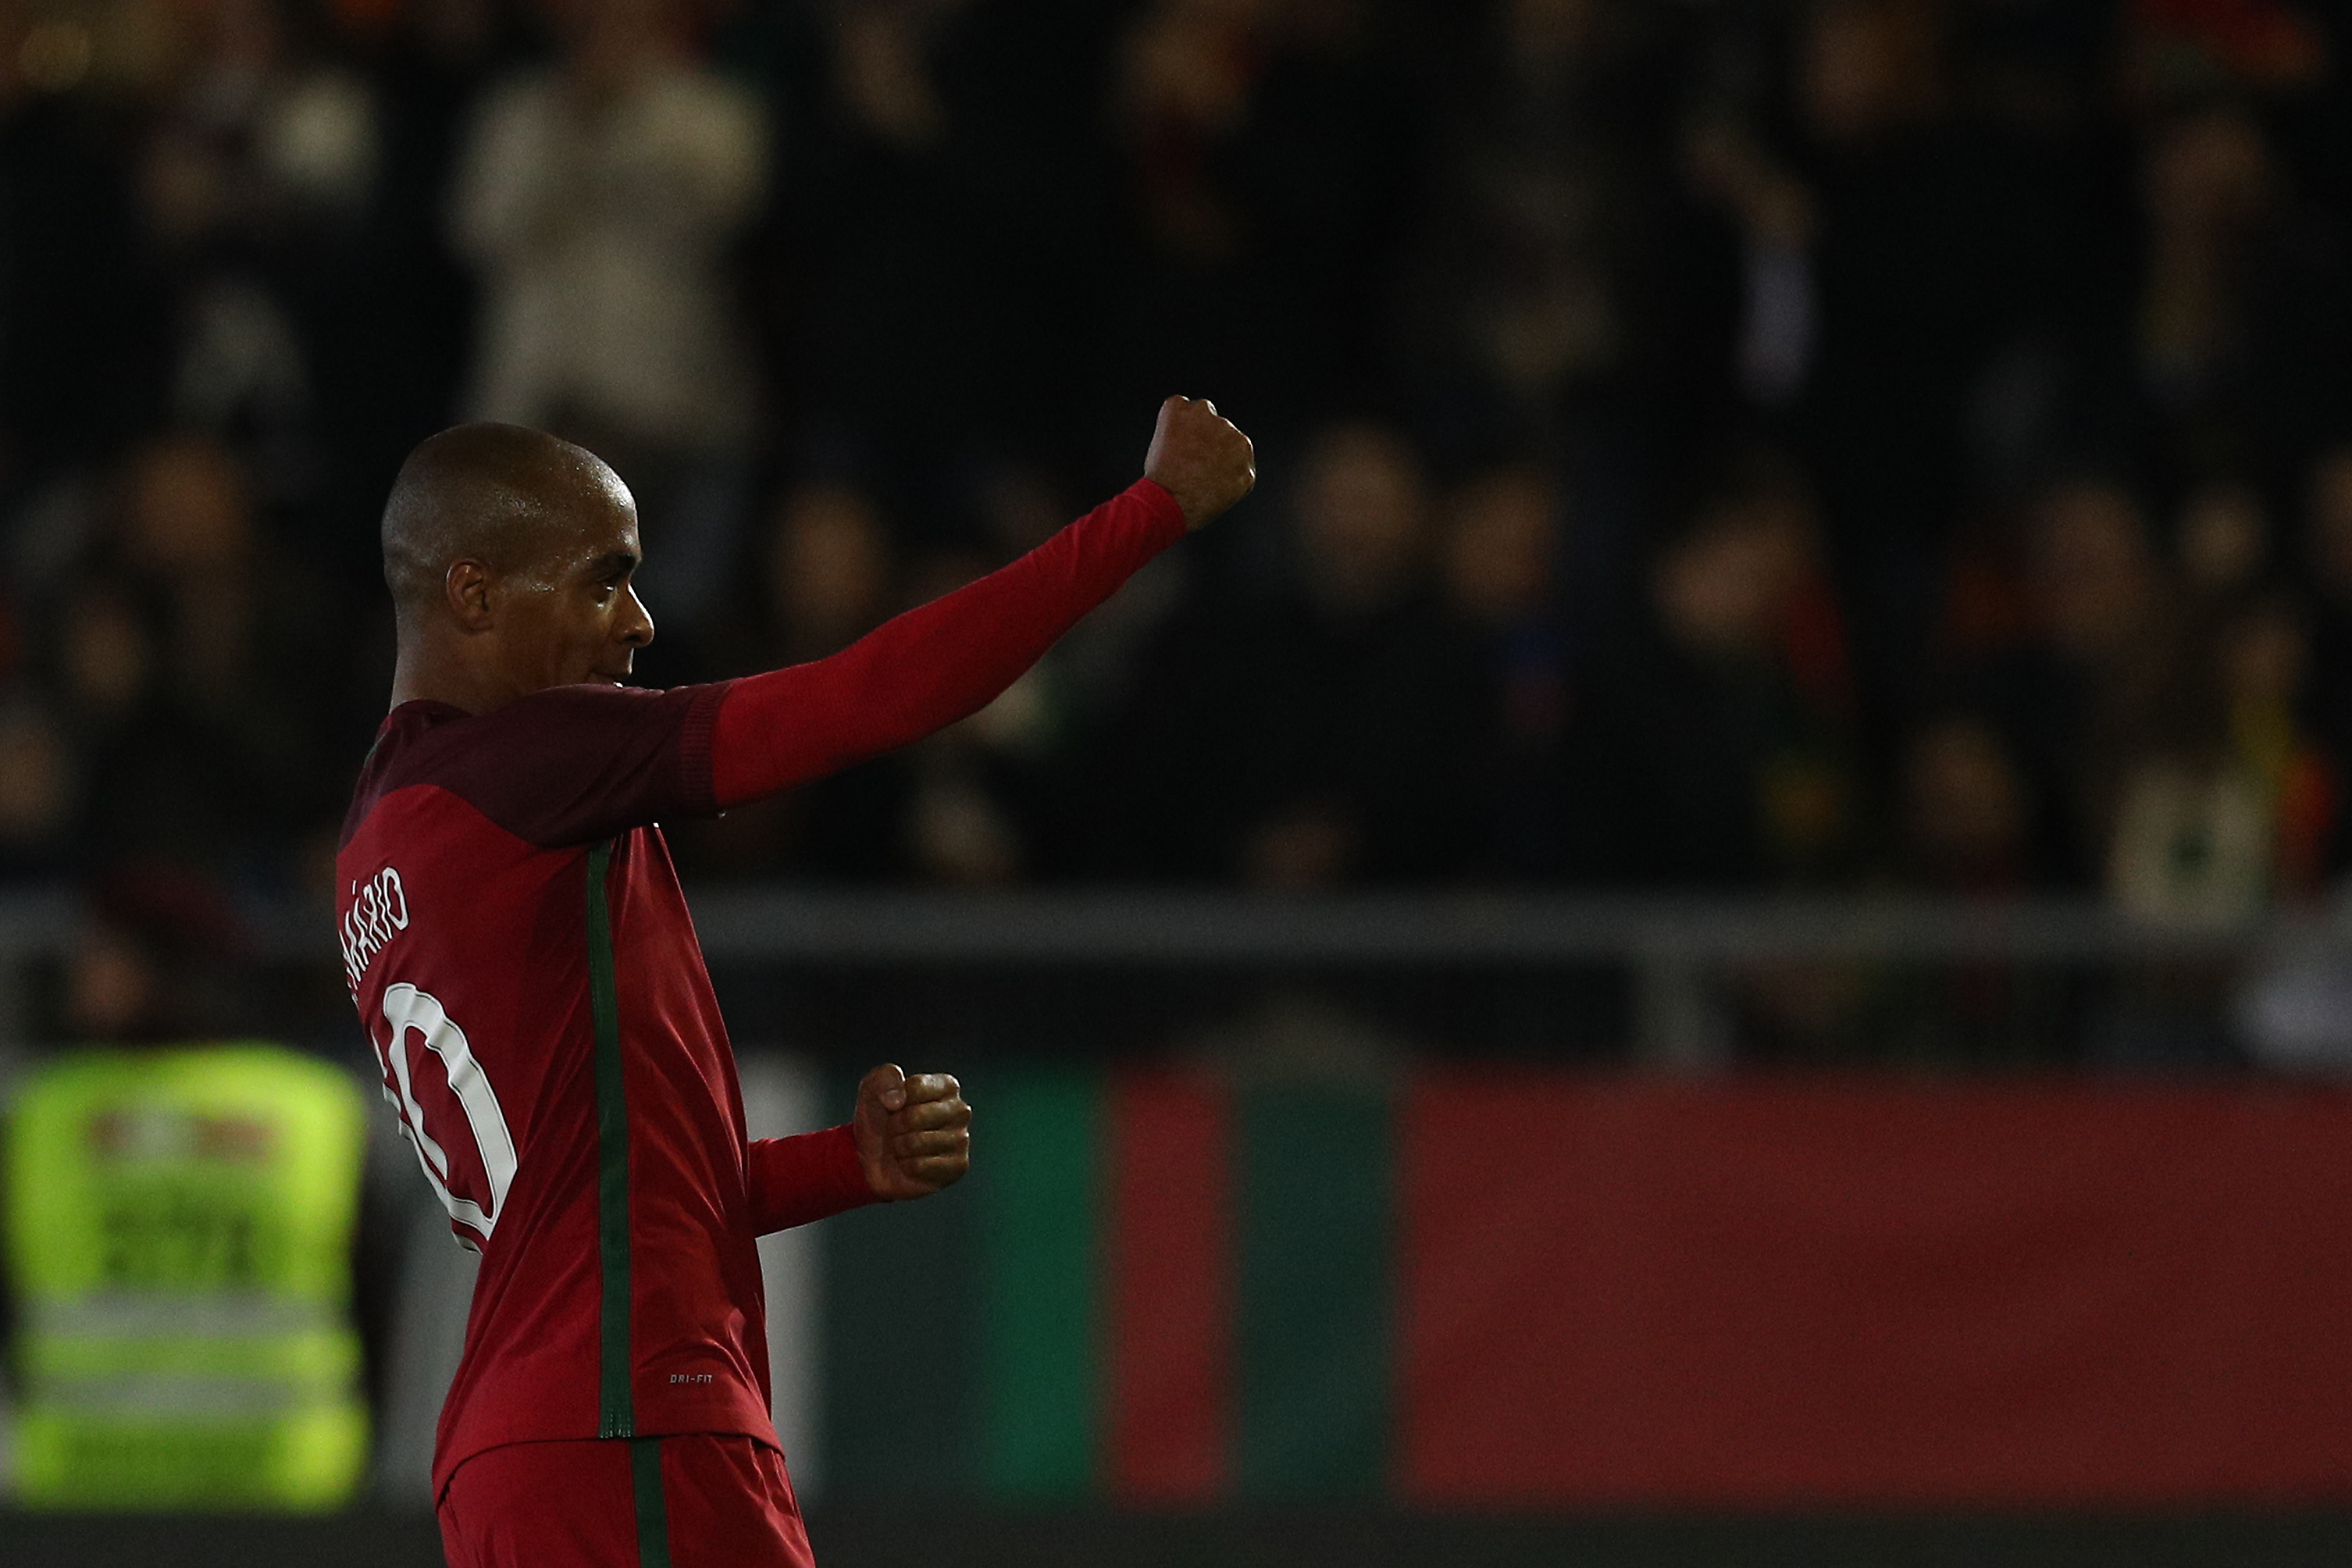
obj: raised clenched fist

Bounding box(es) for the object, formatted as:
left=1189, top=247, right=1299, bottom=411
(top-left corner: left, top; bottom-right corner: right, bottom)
left=1144, top=396, right=1257, bottom=531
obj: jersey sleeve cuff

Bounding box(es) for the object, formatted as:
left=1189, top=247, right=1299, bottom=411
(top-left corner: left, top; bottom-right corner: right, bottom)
left=745, top=1122, right=879, bottom=1234
left=1131, top=476, right=1190, bottom=542
left=810, top=1121, right=877, bottom=1212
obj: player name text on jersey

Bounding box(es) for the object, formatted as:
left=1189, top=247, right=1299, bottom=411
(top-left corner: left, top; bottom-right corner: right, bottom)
left=340, top=865, right=411, bottom=993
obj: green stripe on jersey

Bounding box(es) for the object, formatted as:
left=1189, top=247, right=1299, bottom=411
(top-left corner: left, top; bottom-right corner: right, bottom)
left=586, top=841, right=634, bottom=1438
left=1237, top=1085, right=1392, bottom=1497
left=629, top=1438, right=672, bottom=1568
left=976, top=1066, right=1102, bottom=1499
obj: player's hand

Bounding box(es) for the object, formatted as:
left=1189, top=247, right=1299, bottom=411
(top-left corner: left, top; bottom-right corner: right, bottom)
left=853, top=1063, right=971, bottom=1201
left=1144, top=395, right=1256, bottom=530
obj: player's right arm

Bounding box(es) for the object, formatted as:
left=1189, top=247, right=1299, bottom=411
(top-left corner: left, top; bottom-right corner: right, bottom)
left=707, top=397, right=1254, bottom=810
left=848, top=1064, right=971, bottom=1200
left=739, top=1063, right=972, bottom=1234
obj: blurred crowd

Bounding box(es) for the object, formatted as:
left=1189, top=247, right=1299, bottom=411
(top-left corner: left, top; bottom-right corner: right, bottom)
left=2, top=0, right=2350, bottom=923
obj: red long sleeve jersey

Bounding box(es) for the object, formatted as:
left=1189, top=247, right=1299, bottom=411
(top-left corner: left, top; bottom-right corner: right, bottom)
left=335, top=479, right=1185, bottom=1501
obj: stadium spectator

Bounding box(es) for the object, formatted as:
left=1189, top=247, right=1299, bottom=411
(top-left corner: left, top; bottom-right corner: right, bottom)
left=2134, top=96, right=2352, bottom=490
left=312, top=0, right=516, bottom=579
left=2305, top=445, right=2352, bottom=846
left=1398, top=0, right=1648, bottom=454
left=2136, top=106, right=2277, bottom=424
left=764, top=482, right=898, bottom=665
left=679, top=478, right=1065, bottom=887
left=59, top=865, right=251, bottom=1042
left=2082, top=536, right=2329, bottom=927
left=1965, top=476, right=2180, bottom=886
left=672, top=479, right=911, bottom=882
left=1099, top=421, right=1486, bottom=883
left=1780, top=0, right=2043, bottom=718
left=1877, top=711, right=2071, bottom=1057
left=1114, top=0, right=1414, bottom=446
left=1682, top=116, right=1816, bottom=415
left=2215, top=589, right=2337, bottom=898
left=41, top=437, right=329, bottom=877
left=1228, top=422, right=1489, bottom=886
left=896, top=540, right=1039, bottom=886
left=749, top=0, right=972, bottom=462
left=0, top=695, right=74, bottom=878
left=757, top=0, right=1119, bottom=472
left=1564, top=451, right=1860, bottom=888
left=451, top=0, right=764, bottom=630
left=1900, top=712, right=2041, bottom=897
left=135, top=0, right=384, bottom=494
left=1439, top=460, right=1573, bottom=877
left=2174, top=476, right=2272, bottom=600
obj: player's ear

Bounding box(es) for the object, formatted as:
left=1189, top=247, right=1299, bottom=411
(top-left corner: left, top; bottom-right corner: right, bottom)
left=445, top=559, right=497, bottom=633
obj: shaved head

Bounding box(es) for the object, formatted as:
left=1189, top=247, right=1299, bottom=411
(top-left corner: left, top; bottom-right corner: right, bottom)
left=379, top=423, right=656, bottom=711
left=382, top=423, right=633, bottom=622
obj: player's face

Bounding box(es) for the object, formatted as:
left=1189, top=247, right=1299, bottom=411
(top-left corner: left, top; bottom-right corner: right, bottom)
left=496, top=478, right=657, bottom=692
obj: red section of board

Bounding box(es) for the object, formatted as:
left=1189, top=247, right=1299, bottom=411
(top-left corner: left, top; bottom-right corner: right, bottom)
left=1107, top=1069, right=1231, bottom=1502
left=1401, top=1075, right=2352, bottom=1508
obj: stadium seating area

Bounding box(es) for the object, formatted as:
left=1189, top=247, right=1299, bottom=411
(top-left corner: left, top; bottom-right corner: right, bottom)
left=2, top=0, right=2348, bottom=914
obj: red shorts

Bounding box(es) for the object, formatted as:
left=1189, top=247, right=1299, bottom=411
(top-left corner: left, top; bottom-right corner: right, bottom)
left=437, top=1433, right=814, bottom=1568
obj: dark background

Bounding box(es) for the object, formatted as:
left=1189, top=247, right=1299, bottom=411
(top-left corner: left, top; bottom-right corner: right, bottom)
left=3, top=0, right=2350, bottom=975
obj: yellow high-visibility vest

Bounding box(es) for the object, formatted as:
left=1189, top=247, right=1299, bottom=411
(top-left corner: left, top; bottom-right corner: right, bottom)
left=4, top=1042, right=369, bottom=1509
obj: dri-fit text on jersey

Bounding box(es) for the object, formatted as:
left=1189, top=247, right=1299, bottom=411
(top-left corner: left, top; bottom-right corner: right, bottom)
left=340, top=865, right=410, bottom=992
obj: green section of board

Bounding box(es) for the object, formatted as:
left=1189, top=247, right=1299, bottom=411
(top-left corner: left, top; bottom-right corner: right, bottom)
left=818, top=1069, right=981, bottom=1498
left=973, top=1066, right=1102, bottom=1499
left=1236, top=1085, right=1392, bottom=1498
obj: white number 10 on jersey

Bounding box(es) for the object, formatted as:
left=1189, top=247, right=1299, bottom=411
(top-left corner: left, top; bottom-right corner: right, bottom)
left=376, top=983, right=519, bottom=1249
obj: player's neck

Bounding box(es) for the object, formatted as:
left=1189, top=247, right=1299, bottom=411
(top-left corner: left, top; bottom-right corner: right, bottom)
left=390, top=639, right=524, bottom=716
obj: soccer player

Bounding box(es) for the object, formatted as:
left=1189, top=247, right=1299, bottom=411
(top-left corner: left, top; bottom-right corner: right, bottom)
left=336, top=398, right=1255, bottom=1567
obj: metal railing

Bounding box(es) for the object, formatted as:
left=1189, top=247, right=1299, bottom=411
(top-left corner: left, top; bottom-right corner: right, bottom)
left=5, top=886, right=2346, bottom=1066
